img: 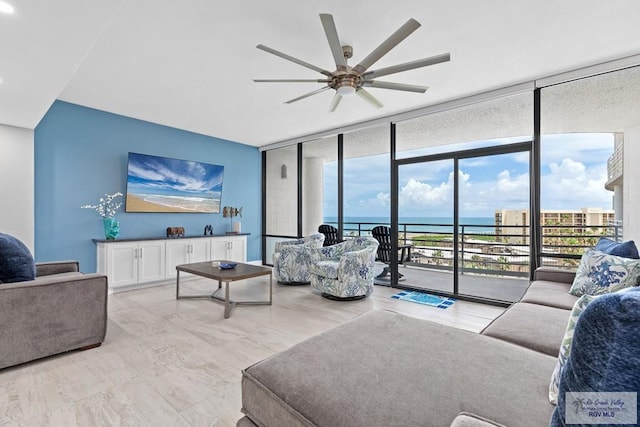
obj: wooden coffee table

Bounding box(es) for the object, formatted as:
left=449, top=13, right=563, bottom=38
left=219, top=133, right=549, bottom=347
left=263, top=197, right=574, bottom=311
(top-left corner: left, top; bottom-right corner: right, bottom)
left=175, top=261, right=272, bottom=319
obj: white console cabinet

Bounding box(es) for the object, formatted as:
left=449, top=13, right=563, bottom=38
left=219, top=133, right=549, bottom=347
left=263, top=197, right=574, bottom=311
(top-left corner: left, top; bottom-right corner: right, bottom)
left=95, top=234, right=248, bottom=291
left=165, top=238, right=211, bottom=278
left=97, top=240, right=166, bottom=288
left=211, top=235, right=247, bottom=262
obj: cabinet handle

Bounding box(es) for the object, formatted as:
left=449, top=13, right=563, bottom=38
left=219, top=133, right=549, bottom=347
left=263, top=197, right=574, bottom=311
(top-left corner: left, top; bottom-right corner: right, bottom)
left=134, top=248, right=138, bottom=259
left=191, top=244, right=194, bottom=253
left=139, top=247, right=142, bottom=258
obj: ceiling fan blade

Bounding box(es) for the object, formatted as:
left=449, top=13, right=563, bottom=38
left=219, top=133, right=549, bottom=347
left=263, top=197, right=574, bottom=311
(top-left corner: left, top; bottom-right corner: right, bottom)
left=352, top=18, right=421, bottom=74
left=285, top=86, right=331, bottom=104
left=257, top=44, right=333, bottom=77
left=329, top=93, right=342, bottom=112
left=363, top=53, right=450, bottom=79
left=319, top=14, right=348, bottom=70
left=356, top=88, right=383, bottom=109
left=362, top=80, right=428, bottom=93
left=254, top=79, right=330, bottom=83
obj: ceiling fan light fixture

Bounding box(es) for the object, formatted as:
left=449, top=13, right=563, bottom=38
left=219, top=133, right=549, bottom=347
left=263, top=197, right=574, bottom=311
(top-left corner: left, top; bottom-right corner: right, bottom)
left=336, top=85, right=356, bottom=96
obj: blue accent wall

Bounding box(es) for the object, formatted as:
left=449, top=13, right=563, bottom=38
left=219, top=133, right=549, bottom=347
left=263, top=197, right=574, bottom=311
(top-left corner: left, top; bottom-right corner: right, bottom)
left=34, top=101, right=261, bottom=272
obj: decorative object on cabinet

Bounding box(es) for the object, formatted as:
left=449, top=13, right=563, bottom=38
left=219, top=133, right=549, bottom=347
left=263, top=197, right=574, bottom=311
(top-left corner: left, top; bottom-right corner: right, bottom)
left=204, top=224, right=214, bottom=236
left=166, top=226, right=185, bottom=238
left=81, top=192, right=123, bottom=240
left=223, top=206, right=243, bottom=234
left=103, top=218, right=120, bottom=240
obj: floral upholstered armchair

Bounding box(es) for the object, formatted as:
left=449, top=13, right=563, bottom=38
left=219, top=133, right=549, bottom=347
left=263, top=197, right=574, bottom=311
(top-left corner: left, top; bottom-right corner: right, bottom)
left=272, top=233, right=325, bottom=285
left=309, top=236, right=379, bottom=300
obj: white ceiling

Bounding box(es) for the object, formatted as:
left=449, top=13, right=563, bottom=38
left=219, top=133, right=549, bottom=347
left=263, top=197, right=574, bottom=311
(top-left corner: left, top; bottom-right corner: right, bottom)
left=2, top=0, right=640, bottom=147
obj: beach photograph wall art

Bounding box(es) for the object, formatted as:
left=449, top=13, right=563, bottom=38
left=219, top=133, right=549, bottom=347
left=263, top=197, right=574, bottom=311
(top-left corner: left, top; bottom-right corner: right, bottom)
left=125, top=152, right=224, bottom=213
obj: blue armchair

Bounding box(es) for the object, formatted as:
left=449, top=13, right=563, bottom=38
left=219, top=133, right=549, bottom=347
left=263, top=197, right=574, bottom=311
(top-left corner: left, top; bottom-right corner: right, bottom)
left=309, top=236, right=379, bottom=300
left=272, top=233, right=325, bottom=285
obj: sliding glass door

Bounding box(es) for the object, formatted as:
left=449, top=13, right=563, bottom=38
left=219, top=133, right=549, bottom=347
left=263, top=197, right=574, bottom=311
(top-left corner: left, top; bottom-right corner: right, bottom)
left=457, top=150, right=530, bottom=302
left=394, top=143, right=531, bottom=303
left=397, top=158, right=455, bottom=293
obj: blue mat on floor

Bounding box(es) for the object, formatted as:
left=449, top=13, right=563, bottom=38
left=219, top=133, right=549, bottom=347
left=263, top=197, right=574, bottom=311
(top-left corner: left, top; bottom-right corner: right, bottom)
left=391, top=291, right=456, bottom=309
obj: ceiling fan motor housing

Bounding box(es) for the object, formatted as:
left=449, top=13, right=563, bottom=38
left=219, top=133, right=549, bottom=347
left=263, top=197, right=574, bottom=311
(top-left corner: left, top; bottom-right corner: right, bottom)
left=332, top=73, right=360, bottom=95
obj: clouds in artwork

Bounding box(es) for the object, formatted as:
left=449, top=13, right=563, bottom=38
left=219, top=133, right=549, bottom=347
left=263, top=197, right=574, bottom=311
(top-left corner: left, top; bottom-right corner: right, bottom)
left=127, top=153, right=224, bottom=195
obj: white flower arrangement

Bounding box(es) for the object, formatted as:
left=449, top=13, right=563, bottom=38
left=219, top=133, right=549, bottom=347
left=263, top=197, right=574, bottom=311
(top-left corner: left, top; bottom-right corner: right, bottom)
left=81, top=192, right=123, bottom=218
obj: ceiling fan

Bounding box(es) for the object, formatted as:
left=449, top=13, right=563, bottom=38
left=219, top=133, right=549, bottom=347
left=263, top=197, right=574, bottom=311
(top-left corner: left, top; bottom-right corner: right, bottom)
left=254, top=14, right=450, bottom=112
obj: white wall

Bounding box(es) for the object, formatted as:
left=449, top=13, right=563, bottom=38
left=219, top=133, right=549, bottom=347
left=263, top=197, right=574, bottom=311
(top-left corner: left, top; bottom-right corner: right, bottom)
left=0, top=124, right=34, bottom=251
left=623, top=125, right=640, bottom=243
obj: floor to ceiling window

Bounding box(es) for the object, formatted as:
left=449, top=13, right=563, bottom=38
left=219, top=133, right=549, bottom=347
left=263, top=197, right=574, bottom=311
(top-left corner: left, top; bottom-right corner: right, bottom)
left=342, top=125, right=390, bottom=238
left=302, top=136, right=338, bottom=236
left=394, top=93, right=533, bottom=302
left=539, top=65, right=640, bottom=268
left=261, top=60, right=640, bottom=304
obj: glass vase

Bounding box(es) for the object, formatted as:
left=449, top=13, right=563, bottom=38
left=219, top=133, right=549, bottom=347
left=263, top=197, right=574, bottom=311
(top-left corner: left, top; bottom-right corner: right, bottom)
left=103, top=217, right=120, bottom=240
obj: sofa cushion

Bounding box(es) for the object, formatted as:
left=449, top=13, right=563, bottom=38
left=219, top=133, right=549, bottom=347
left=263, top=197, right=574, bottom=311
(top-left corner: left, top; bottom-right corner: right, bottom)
left=548, top=294, right=599, bottom=405
left=550, top=287, right=640, bottom=426
left=532, top=267, right=576, bottom=285
left=520, top=280, right=578, bottom=310
left=481, top=302, right=570, bottom=356
left=242, top=310, right=556, bottom=427
left=595, top=236, right=639, bottom=259
left=0, top=233, right=36, bottom=283
left=569, top=249, right=640, bottom=296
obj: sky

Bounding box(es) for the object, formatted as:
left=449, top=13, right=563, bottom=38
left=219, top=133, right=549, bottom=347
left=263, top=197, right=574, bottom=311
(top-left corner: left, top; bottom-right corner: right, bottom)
left=323, top=133, right=614, bottom=219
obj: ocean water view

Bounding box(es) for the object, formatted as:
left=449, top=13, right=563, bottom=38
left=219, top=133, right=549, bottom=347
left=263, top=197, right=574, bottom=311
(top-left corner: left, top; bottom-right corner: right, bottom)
left=323, top=216, right=496, bottom=234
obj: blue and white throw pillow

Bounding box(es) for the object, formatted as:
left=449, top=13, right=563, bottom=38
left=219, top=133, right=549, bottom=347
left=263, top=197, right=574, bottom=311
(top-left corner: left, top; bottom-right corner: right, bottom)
left=549, top=294, right=599, bottom=404
left=569, top=249, right=640, bottom=297
left=550, top=287, right=640, bottom=426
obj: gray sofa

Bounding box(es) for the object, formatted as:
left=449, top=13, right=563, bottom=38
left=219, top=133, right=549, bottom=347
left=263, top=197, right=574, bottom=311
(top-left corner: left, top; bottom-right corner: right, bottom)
left=0, top=261, right=108, bottom=370
left=238, top=267, right=578, bottom=426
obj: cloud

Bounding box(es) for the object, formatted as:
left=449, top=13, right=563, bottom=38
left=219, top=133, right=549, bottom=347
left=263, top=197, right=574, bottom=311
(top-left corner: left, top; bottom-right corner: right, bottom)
left=495, top=169, right=529, bottom=194
left=358, top=167, right=533, bottom=217
left=542, top=158, right=610, bottom=209
left=325, top=139, right=613, bottom=217
left=541, top=133, right=614, bottom=166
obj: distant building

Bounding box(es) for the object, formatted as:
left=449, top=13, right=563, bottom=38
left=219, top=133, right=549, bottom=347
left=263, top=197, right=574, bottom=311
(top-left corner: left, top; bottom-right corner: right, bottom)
left=605, top=134, right=623, bottom=223
left=495, top=207, right=616, bottom=244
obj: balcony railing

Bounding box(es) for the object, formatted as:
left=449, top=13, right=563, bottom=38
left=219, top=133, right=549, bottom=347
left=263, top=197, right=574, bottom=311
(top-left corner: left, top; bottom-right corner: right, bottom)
left=326, top=221, right=623, bottom=276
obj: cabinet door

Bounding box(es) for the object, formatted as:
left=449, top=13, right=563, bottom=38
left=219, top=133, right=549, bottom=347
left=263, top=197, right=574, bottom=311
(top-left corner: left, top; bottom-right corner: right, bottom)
left=165, top=240, right=189, bottom=278
left=190, top=238, right=211, bottom=263
left=138, top=241, right=166, bottom=283
left=211, top=238, right=229, bottom=261
left=108, top=242, right=138, bottom=288
left=227, top=236, right=247, bottom=262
